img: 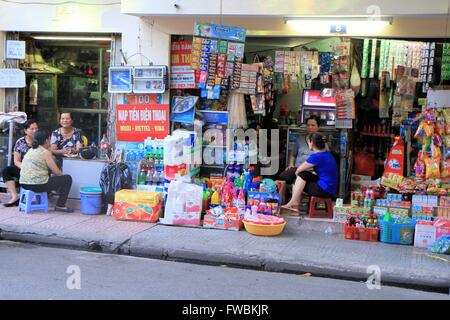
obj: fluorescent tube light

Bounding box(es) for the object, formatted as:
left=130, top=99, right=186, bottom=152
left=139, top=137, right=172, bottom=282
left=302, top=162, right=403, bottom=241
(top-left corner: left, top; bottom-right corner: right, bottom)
left=32, top=35, right=111, bottom=41
left=285, top=16, right=392, bottom=35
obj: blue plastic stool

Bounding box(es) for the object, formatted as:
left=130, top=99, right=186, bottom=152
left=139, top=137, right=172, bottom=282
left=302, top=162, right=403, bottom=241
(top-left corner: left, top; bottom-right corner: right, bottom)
left=18, top=188, right=49, bottom=214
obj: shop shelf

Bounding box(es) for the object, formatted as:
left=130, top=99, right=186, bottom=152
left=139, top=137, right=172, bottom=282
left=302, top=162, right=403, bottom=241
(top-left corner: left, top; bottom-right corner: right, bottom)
left=360, top=132, right=394, bottom=138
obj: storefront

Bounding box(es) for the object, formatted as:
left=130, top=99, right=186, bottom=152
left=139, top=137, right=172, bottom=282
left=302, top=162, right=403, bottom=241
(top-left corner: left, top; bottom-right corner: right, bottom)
left=0, top=1, right=449, bottom=252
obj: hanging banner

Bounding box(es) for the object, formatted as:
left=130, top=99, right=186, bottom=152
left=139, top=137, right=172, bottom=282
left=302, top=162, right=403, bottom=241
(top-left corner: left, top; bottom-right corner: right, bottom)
left=116, top=104, right=169, bottom=142
left=126, top=94, right=162, bottom=105
left=171, top=96, right=198, bottom=124
left=194, top=21, right=246, bottom=42
left=170, top=41, right=196, bottom=89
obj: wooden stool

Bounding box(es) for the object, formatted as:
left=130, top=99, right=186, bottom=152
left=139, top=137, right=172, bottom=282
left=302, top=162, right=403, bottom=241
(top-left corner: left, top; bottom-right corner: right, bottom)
left=308, top=196, right=333, bottom=219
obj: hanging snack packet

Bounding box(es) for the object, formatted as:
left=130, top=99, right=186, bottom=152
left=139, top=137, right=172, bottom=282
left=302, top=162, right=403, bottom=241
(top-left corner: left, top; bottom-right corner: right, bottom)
left=442, top=159, right=450, bottom=179
left=424, top=156, right=441, bottom=179
left=414, top=152, right=426, bottom=179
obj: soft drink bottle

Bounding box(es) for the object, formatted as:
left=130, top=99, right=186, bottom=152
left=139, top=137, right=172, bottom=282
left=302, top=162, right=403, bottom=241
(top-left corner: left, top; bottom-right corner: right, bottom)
left=100, top=134, right=109, bottom=159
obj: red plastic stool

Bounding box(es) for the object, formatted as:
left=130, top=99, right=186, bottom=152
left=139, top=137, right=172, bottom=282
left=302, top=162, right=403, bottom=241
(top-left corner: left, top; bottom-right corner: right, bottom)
left=308, top=196, right=333, bottom=219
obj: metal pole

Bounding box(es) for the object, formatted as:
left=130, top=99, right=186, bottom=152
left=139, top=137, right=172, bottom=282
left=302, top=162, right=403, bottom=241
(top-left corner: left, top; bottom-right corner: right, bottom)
left=7, top=120, right=14, bottom=166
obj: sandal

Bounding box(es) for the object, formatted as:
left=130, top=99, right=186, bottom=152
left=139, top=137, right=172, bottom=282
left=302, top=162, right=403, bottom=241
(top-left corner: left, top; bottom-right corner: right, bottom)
left=55, top=206, right=74, bottom=213
left=281, top=205, right=300, bottom=214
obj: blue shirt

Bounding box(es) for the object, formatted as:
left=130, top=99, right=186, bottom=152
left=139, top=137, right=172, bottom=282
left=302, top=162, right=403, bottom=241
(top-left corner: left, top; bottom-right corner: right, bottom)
left=306, top=151, right=338, bottom=196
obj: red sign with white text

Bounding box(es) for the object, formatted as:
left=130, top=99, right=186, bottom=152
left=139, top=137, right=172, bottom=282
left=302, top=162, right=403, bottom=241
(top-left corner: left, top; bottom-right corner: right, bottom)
left=170, top=41, right=196, bottom=89
left=126, top=94, right=162, bottom=105
left=116, top=104, right=169, bottom=142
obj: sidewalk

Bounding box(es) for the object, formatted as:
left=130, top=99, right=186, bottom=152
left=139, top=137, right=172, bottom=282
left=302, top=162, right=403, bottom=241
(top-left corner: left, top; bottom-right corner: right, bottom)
left=0, top=193, right=449, bottom=292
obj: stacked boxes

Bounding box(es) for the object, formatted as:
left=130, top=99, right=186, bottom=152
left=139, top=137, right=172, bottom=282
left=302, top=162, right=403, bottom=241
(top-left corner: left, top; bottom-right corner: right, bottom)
left=333, top=205, right=352, bottom=223
left=437, top=196, right=450, bottom=219
left=411, top=195, right=438, bottom=221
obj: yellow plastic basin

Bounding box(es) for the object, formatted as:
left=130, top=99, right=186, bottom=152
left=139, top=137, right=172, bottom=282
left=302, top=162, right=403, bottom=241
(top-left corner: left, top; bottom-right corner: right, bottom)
left=243, top=220, right=287, bottom=236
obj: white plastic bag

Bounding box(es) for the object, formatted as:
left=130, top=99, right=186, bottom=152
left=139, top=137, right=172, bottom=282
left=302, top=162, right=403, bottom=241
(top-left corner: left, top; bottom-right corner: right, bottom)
left=162, top=180, right=203, bottom=226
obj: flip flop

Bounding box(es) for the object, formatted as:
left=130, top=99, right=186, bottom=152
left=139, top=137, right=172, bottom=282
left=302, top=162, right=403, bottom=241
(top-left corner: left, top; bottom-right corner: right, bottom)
left=281, top=205, right=300, bottom=213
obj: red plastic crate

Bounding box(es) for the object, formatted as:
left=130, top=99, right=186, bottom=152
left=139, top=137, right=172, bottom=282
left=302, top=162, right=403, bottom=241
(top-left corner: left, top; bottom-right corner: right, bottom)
left=344, top=224, right=379, bottom=242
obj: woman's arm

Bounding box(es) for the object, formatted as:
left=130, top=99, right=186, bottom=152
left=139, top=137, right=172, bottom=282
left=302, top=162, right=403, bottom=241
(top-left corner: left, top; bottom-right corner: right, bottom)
left=13, top=151, right=22, bottom=168
left=44, top=152, right=62, bottom=176
left=295, top=161, right=315, bottom=176
left=50, top=143, right=70, bottom=156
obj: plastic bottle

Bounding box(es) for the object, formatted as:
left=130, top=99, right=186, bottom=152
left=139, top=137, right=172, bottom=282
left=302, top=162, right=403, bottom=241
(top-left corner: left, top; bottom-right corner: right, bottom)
left=138, top=168, right=146, bottom=185
left=100, top=134, right=109, bottom=159
left=210, top=189, right=220, bottom=208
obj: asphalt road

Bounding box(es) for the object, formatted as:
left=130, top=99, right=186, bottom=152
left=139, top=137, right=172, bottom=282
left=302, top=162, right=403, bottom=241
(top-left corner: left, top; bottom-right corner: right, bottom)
left=0, top=240, right=448, bottom=300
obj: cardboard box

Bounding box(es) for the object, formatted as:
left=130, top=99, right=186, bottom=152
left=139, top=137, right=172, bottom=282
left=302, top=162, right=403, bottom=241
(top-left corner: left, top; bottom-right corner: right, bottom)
left=414, top=222, right=436, bottom=248
left=437, top=207, right=450, bottom=219
left=439, top=196, right=450, bottom=207
left=247, top=191, right=281, bottom=205
left=435, top=219, right=450, bottom=240
left=203, top=214, right=243, bottom=231
left=113, top=190, right=162, bottom=223
left=333, top=205, right=352, bottom=223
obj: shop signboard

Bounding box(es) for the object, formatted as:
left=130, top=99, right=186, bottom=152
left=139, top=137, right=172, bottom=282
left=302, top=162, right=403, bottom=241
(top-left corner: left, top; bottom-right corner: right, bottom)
left=6, top=40, right=26, bottom=60
left=125, top=94, right=162, bottom=105
left=171, top=41, right=196, bottom=89
left=171, top=96, right=198, bottom=124
left=109, top=67, right=133, bottom=93
left=330, top=24, right=347, bottom=34
left=0, top=68, right=25, bottom=88
left=194, top=22, right=246, bottom=42
left=116, top=104, right=169, bottom=142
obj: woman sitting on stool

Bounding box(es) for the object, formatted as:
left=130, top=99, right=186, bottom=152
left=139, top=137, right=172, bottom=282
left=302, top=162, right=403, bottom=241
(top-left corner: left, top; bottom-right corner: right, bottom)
left=2, top=119, right=39, bottom=207
left=20, top=130, right=74, bottom=213
left=282, top=133, right=338, bottom=213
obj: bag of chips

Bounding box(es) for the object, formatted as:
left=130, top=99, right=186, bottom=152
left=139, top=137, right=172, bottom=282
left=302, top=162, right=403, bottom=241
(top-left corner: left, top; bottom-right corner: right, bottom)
left=424, top=157, right=441, bottom=179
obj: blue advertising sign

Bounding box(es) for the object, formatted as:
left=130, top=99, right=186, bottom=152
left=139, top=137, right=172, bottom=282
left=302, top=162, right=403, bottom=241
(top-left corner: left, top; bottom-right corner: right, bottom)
left=108, top=67, right=133, bottom=93
left=171, top=96, right=198, bottom=124
left=200, top=110, right=228, bottom=124
left=194, top=21, right=246, bottom=42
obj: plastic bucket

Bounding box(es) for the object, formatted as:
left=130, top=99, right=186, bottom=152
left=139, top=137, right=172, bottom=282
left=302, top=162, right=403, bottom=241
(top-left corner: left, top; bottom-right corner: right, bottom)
left=80, top=186, right=102, bottom=215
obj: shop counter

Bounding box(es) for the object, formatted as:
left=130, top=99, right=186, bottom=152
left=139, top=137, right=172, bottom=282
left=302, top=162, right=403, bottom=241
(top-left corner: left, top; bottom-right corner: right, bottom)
left=62, top=157, right=108, bottom=199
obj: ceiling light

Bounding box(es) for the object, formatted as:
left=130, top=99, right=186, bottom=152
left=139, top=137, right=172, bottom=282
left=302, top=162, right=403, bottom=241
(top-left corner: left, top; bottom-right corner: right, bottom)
left=32, top=35, right=112, bottom=41
left=285, top=16, right=393, bottom=35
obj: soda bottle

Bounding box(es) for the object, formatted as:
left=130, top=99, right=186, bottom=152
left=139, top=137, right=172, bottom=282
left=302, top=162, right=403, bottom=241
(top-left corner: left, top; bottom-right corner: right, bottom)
left=100, top=134, right=109, bottom=159
left=137, top=167, right=146, bottom=185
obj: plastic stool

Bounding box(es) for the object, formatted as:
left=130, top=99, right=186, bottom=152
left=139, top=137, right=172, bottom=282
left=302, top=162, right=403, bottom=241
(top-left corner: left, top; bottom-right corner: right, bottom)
left=308, top=196, right=333, bottom=219
left=18, top=189, right=49, bottom=214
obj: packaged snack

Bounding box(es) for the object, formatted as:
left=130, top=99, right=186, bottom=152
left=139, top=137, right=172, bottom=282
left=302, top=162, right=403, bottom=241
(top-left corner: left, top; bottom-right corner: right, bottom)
left=414, top=152, right=426, bottom=179
left=442, top=159, right=450, bottom=179
left=425, top=157, right=441, bottom=179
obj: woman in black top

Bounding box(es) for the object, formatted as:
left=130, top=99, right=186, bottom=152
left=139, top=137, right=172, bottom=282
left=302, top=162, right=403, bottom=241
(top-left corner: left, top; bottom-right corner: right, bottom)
left=2, top=119, right=39, bottom=207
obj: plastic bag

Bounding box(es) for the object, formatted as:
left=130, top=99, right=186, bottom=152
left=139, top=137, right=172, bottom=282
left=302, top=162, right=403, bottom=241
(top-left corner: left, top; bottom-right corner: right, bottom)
left=424, top=157, right=441, bottom=180
left=162, top=180, right=203, bottom=226
left=99, top=163, right=133, bottom=205
left=428, top=235, right=450, bottom=255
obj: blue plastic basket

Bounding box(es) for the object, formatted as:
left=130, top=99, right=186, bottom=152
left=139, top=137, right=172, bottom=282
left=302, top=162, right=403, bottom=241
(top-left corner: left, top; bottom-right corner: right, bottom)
left=379, top=220, right=416, bottom=245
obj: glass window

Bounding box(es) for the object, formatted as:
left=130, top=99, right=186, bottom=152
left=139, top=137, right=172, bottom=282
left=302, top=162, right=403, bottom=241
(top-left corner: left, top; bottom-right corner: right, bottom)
left=19, top=36, right=111, bottom=144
